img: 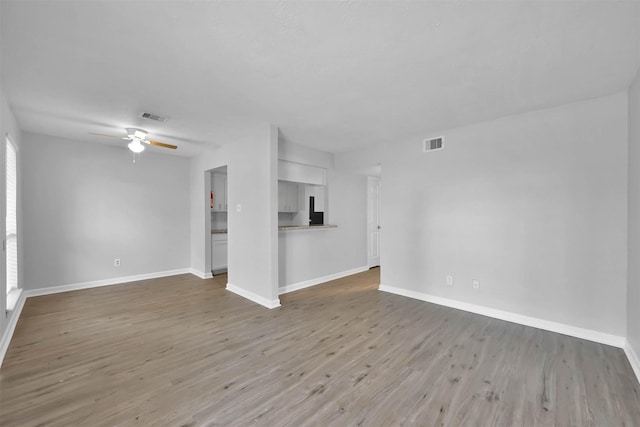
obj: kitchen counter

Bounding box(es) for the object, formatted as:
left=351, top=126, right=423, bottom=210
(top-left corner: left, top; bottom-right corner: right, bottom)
left=213, top=225, right=337, bottom=233
left=278, top=224, right=337, bottom=231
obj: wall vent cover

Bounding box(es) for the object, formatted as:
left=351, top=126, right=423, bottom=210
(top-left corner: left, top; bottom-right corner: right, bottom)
left=138, top=111, right=169, bottom=122
left=423, top=137, right=443, bottom=152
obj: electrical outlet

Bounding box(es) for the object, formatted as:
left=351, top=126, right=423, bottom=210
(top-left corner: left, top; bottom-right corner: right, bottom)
left=114, top=258, right=121, bottom=267
left=446, top=275, right=453, bottom=286
left=236, top=204, right=242, bottom=213
left=472, top=279, right=479, bottom=289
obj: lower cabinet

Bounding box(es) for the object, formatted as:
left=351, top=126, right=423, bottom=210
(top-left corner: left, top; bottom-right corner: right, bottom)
left=211, top=233, right=228, bottom=272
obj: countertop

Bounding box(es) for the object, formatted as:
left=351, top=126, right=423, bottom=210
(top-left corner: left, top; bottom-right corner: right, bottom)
left=278, top=224, right=337, bottom=231
left=211, top=225, right=338, bottom=234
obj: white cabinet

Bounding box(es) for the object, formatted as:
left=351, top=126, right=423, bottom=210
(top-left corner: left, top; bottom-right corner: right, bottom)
left=278, top=160, right=326, bottom=185
left=211, top=173, right=227, bottom=211
left=278, top=181, right=299, bottom=213
left=211, top=233, right=228, bottom=271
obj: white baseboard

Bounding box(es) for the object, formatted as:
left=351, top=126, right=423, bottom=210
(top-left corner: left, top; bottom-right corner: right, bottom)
left=625, top=340, right=640, bottom=384
left=279, top=266, right=369, bottom=295
left=226, top=283, right=281, bottom=309
left=378, top=284, right=625, bottom=348
left=24, top=268, right=193, bottom=298
left=0, top=290, right=27, bottom=367
left=189, top=268, right=213, bottom=279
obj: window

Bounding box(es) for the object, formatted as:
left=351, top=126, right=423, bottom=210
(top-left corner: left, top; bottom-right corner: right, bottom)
left=6, top=137, right=18, bottom=308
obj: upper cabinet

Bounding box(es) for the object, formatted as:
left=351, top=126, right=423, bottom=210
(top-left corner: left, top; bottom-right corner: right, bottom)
left=211, top=173, right=227, bottom=212
left=278, top=160, right=326, bottom=185
left=278, top=181, right=299, bottom=213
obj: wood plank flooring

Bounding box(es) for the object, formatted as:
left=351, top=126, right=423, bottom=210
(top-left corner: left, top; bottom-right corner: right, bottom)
left=1, top=269, right=639, bottom=426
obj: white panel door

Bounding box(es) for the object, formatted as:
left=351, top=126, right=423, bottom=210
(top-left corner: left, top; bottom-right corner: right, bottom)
left=367, top=177, right=380, bottom=268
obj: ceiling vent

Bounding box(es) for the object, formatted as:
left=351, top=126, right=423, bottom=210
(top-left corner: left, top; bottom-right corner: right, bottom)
left=423, top=137, right=443, bottom=152
left=138, top=111, right=169, bottom=122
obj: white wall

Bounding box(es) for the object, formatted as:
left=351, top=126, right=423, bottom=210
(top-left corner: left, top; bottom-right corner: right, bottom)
left=279, top=169, right=367, bottom=289
left=278, top=139, right=334, bottom=169
left=21, top=133, right=190, bottom=289
left=278, top=140, right=368, bottom=290
left=191, top=128, right=365, bottom=303
left=337, top=92, right=629, bottom=337
left=189, top=124, right=279, bottom=306
left=191, top=149, right=229, bottom=278
left=628, top=71, right=640, bottom=356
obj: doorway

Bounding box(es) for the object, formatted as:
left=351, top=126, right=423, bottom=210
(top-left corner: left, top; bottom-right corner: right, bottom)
left=367, top=176, right=380, bottom=268
left=208, top=166, right=228, bottom=276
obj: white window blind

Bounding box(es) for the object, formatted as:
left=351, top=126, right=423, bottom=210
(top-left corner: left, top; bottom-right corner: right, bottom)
left=6, top=138, right=18, bottom=296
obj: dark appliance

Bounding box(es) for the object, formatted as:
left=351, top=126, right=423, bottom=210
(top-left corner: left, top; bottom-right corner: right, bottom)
left=309, top=196, right=324, bottom=225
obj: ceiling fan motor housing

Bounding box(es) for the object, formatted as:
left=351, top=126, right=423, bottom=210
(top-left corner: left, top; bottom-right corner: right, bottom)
left=125, top=128, right=148, bottom=140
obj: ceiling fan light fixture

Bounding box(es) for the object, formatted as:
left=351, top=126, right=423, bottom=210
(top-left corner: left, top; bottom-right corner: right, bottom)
left=128, top=139, right=145, bottom=153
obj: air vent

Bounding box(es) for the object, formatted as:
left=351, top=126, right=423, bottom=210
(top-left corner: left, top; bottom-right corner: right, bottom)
left=137, top=111, right=169, bottom=122
left=423, top=137, right=443, bottom=152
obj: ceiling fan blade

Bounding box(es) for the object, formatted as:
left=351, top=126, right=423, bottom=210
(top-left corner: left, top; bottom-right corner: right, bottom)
left=88, top=132, right=122, bottom=139
left=147, top=140, right=177, bottom=150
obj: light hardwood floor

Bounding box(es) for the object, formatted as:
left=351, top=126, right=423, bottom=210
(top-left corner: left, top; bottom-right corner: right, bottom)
left=1, top=269, right=639, bottom=426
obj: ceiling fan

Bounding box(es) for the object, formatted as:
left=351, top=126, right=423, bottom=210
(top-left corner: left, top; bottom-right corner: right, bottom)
left=89, top=128, right=177, bottom=153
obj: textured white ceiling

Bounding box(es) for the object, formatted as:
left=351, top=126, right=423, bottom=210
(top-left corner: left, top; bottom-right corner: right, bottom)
left=1, top=1, right=639, bottom=156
